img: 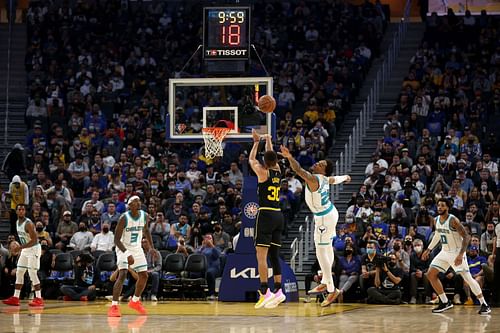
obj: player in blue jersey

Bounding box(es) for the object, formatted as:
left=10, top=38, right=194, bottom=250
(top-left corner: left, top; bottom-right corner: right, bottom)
left=281, top=146, right=351, bottom=306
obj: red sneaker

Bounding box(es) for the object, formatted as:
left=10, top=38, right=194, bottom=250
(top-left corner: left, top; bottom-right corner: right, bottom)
left=128, top=300, right=147, bottom=315
left=108, top=305, right=121, bottom=317
left=80, top=296, right=88, bottom=302
left=63, top=296, right=72, bottom=301
left=28, top=297, right=44, bottom=307
left=2, top=296, right=20, bottom=306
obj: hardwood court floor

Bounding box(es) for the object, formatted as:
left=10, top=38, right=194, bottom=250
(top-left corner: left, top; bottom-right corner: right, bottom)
left=0, top=301, right=497, bottom=333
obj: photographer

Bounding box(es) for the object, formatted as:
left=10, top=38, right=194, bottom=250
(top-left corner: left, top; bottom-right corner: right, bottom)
left=367, top=253, right=403, bottom=304
left=60, top=253, right=96, bottom=301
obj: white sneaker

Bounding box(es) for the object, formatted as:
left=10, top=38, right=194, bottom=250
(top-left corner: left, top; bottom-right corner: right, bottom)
left=151, top=295, right=158, bottom=302
left=410, top=296, right=417, bottom=304
left=453, top=294, right=461, bottom=305
left=265, top=289, right=286, bottom=309
left=105, top=295, right=123, bottom=302
left=206, top=295, right=217, bottom=301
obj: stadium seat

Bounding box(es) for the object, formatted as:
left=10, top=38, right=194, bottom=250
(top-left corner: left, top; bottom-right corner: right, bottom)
left=181, top=254, right=208, bottom=298
left=46, top=253, right=74, bottom=283
left=161, top=253, right=185, bottom=298
left=95, top=252, right=117, bottom=295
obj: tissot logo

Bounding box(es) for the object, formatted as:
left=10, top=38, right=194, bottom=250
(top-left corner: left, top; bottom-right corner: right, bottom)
left=206, top=49, right=248, bottom=57
left=230, top=267, right=273, bottom=279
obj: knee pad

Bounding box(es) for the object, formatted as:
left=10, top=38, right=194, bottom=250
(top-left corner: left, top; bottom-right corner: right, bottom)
left=269, top=246, right=281, bottom=276
left=28, top=269, right=40, bottom=286
left=15, top=267, right=27, bottom=285
left=460, top=272, right=482, bottom=296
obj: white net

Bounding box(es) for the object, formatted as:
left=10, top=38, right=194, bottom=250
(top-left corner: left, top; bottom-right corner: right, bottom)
left=202, top=127, right=231, bottom=159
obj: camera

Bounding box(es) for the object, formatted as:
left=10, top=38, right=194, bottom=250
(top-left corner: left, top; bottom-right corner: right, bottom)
left=374, top=255, right=391, bottom=268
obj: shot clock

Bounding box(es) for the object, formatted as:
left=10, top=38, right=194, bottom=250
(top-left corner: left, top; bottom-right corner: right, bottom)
left=203, top=7, right=250, bottom=60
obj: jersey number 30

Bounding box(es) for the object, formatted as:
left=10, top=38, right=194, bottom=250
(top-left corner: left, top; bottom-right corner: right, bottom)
left=267, top=186, right=280, bottom=201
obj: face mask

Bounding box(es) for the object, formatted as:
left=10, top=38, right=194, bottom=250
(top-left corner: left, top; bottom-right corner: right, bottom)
left=179, top=177, right=185, bottom=182
left=388, top=262, right=397, bottom=268
left=151, top=185, right=158, bottom=190
left=79, top=227, right=86, bottom=232
left=393, top=244, right=401, bottom=251
left=378, top=239, right=386, bottom=247
left=373, top=216, right=381, bottom=223
left=91, top=217, right=99, bottom=223
left=36, top=227, right=44, bottom=232
left=470, top=254, right=477, bottom=259
left=383, top=188, right=390, bottom=193
left=488, top=229, right=494, bottom=234
left=103, top=227, right=109, bottom=233
left=214, top=227, right=221, bottom=232
left=345, top=249, right=353, bottom=255
left=169, top=185, right=176, bottom=190
left=346, top=218, right=353, bottom=224
left=414, top=246, right=423, bottom=253
left=481, top=185, right=487, bottom=191
left=405, top=240, right=412, bottom=246
left=366, top=248, right=376, bottom=255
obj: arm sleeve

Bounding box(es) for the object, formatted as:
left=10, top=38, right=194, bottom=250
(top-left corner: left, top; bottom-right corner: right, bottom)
left=427, top=231, right=440, bottom=251
left=333, top=175, right=349, bottom=184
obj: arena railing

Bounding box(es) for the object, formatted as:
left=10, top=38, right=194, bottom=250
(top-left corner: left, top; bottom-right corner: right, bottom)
left=332, top=0, right=412, bottom=202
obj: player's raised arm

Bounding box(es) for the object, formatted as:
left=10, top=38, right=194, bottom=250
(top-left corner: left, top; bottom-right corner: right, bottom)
left=328, top=175, right=352, bottom=185
left=249, top=129, right=267, bottom=179
left=451, top=217, right=470, bottom=256
left=263, top=134, right=273, bottom=152
left=280, top=145, right=318, bottom=191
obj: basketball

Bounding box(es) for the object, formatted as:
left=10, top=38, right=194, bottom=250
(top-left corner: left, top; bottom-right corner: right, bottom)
left=258, top=95, right=276, bottom=113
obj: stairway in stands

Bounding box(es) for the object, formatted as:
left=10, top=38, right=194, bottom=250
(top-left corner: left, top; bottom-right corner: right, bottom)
left=0, top=23, right=28, bottom=240
left=282, top=22, right=427, bottom=286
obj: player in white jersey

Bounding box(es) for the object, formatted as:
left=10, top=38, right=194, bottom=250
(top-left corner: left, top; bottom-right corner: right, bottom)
left=108, top=196, right=156, bottom=317
left=422, top=198, right=491, bottom=315
left=280, top=146, right=351, bottom=307
left=2, top=204, right=44, bottom=307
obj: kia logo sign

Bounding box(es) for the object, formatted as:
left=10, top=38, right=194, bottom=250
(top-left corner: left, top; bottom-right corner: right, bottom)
left=230, top=267, right=273, bottom=279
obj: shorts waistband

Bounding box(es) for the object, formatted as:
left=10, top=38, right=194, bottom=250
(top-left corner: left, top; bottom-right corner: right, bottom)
left=313, top=204, right=334, bottom=217
left=258, top=207, right=281, bottom=211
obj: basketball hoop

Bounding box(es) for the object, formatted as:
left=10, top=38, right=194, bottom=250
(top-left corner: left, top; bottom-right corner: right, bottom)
left=202, top=127, right=231, bottom=159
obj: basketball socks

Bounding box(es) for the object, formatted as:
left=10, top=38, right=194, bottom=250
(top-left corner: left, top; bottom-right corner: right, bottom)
left=260, top=283, right=268, bottom=294
left=112, top=301, right=119, bottom=306
left=35, top=290, right=41, bottom=299
left=438, top=293, right=449, bottom=303
left=478, top=296, right=487, bottom=305
left=132, top=296, right=140, bottom=302
left=14, top=289, right=20, bottom=298
left=274, top=282, right=281, bottom=293
left=316, top=246, right=336, bottom=293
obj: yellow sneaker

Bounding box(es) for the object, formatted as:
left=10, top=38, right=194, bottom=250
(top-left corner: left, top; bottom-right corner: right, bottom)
left=254, top=289, right=274, bottom=309
left=464, top=297, right=474, bottom=305
left=321, top=289, right=340, bottom=307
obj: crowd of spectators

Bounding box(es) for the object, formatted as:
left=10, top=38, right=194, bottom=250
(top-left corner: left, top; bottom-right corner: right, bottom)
left=317, top=10, right=500, bottom=306
left=0, top=0, right=385, bottom=301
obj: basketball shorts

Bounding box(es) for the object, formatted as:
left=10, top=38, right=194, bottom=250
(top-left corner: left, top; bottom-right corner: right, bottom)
left=18, top=245, right=41, bottom=270
left=430, top=250, right=469, bottom=273
left=313, top=205, right=339, bottom=247
left=116, top=247, right=148, bottom=272
left=254, top=209, right=284, bottom=248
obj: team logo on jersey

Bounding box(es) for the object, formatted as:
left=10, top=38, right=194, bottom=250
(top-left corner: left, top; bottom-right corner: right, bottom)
left=318, top=225, right=327, bottom=234
left=244, top=202, right=259, bottom=219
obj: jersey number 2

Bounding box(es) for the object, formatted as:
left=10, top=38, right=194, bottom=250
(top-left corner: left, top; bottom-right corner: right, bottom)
left=267, top=186, right=280, bottom=201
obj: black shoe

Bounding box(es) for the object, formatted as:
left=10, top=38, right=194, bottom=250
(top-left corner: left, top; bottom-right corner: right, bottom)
left=432, top=300, right=454, bottom=313
left=478, top=304, right=491, bottom=315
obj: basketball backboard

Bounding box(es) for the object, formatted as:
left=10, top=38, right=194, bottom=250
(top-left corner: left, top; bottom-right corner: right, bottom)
left=166, top=77, right=275, bottom=142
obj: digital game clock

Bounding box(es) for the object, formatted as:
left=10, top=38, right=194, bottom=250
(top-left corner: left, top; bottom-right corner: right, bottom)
left=203, top=7, right=250, bottom=60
